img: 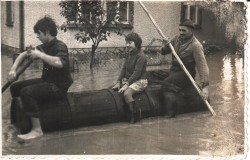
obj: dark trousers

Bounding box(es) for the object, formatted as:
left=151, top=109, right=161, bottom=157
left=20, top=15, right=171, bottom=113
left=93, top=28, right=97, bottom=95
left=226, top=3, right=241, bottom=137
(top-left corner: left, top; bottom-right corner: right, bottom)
left=161, top=70, right=195, bottom=116
left=10, top=78, right=67, bottom=118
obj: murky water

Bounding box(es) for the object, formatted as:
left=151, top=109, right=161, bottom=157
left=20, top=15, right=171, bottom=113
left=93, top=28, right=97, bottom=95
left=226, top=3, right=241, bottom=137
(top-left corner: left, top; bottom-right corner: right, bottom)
left=1, top=50, right=244, bottom=156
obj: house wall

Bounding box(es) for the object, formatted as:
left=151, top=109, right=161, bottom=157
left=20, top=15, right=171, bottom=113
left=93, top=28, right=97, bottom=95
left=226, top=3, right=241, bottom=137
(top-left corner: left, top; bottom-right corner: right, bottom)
left=193, top=3, right=246, bottom=48
left=23, top=1, right=181, bottom=49
left=1, top=1, right=20, bottom=49
left=24, top=1, right=67, bottom=48
left=134, top=1, right=181, bottom=46
left=2, top=1, right=242, bottom=52
left=193, top=9, right=226, bottom=45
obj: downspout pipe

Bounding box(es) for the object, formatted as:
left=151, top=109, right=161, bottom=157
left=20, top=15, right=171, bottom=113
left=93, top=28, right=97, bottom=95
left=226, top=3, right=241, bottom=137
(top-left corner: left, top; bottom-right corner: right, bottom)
left=19, top=1, right=24, bottom=52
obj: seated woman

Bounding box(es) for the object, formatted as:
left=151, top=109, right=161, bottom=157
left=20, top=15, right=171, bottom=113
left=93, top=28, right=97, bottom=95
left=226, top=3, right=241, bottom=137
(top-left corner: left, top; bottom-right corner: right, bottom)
left=112, top=33, right=148, bottom=124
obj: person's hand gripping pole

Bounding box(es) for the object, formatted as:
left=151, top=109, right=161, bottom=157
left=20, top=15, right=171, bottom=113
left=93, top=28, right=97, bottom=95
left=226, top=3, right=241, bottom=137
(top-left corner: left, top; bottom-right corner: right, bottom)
left=138, top=1, right=216, bottom=116
left=2, top=46, right=35, bottom=93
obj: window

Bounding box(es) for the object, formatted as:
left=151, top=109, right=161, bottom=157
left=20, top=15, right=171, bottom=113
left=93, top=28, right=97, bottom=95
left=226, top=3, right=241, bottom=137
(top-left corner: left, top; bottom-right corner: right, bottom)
left=61, top=1, right=98, bottom=25
left=107, top=1, right=134, bottom=28
left=6, top=1, right=14, bottom=27
left=61, top=0, right=134, bottom=29
left=115, top=1, right=130, bottom=24
left=181, top=4, right=202, bottom=28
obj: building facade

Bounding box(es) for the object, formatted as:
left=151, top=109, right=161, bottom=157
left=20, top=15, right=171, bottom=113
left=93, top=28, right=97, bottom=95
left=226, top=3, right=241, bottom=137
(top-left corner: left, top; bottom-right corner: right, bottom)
left=2, top=1, right=242, bottom=55
left=1, top=1, right=181, bottom=53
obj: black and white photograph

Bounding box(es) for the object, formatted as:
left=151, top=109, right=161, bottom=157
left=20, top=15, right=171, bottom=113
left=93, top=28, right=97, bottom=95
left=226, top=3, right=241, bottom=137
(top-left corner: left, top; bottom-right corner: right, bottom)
left=0, top=0, right=248, bottom=159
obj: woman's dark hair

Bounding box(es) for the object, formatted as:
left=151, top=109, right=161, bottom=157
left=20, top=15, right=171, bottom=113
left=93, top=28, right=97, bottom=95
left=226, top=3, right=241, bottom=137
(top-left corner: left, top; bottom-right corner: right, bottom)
left=125, top=33, right=142, bottom=49
left=34, top=16, right=58, bottom=36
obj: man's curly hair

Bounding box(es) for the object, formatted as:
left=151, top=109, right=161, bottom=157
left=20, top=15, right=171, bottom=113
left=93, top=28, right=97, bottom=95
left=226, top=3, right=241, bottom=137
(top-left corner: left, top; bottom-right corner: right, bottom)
left=125, top=33, right=142, bottom=49
left=34, top=15, right=58, bottom=36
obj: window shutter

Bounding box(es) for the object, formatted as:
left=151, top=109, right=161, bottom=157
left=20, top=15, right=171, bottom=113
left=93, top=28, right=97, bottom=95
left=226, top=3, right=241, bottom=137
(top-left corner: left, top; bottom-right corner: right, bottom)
left=67, top=1, right=78, bottom=24
left=180, top=2, right=185, bottom=23
left=198, top=8, right=202, bottom=26
left=129, top=2, right=134, bottom=26
left=106, top=1, right=117, bottom=24
left=6, top=1, right=13, bottom=26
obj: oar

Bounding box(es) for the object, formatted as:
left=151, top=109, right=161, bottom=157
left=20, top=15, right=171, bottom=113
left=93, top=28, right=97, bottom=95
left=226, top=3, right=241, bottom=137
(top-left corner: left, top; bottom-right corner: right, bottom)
left=138, top=1, right=216, bottom=116
left=2, top=58, right=33, bottom=93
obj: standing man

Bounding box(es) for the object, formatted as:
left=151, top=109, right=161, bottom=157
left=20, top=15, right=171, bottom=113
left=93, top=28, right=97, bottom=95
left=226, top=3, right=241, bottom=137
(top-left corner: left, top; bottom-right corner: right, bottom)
left=161, top=19, right=209, bottom=118
left=8, top=16, right=73, bottom=140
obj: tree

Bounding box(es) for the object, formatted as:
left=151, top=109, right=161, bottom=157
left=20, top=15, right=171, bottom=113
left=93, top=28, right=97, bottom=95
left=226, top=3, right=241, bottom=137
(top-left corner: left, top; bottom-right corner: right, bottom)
left=187, top=0, right=246, bottom=51
left=59, top=0, right=124, bottom=68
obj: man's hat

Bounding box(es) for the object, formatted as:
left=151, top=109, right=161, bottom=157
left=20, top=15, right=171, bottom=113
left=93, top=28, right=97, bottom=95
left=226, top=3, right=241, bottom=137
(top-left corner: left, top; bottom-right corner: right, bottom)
left=179, top=19, right=195, bottom=29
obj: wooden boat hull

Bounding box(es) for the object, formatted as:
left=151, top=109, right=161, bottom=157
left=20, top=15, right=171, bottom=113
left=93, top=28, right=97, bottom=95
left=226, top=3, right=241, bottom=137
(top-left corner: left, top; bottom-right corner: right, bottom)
left=11, top=84, right=208, bottom=134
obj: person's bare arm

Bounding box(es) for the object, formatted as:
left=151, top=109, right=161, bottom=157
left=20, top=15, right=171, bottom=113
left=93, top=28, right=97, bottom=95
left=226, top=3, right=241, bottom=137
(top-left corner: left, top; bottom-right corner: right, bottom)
left=8, top=51, right=29, bottom=81
left=29, top=48, right=63, bottom=68
left=11, top=51, right=29, bottom=71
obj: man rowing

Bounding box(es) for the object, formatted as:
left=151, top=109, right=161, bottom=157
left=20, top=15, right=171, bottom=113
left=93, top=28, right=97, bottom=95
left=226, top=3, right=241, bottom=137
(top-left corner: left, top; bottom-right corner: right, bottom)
left=160, top=19, right=210, bottom=118
left=8, top=16, right=73, bottom=140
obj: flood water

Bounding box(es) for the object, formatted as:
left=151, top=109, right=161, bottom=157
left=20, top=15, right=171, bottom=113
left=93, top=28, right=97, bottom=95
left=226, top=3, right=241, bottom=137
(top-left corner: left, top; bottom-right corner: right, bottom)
left=1, top=50, right=245, bottom=156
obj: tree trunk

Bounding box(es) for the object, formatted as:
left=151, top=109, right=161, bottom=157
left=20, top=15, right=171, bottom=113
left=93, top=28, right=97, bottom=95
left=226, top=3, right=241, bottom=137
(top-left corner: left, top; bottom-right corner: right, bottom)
left=90, top=45, right=96, bottom=69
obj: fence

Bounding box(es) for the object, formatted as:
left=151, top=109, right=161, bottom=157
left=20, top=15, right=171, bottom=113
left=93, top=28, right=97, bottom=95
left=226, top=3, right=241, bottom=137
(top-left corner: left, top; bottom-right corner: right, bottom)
left=69, top=45, right=172, bottom=72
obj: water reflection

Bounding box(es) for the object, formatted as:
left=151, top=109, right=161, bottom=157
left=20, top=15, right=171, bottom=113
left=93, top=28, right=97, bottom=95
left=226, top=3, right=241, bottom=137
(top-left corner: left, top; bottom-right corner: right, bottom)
left=235, top=57, right=244, bottom=100
left=222, top=55, right=233, bottom=81
left=69, top=60, right=123, bottom=92
left=221, top=55, right=244, bottom=101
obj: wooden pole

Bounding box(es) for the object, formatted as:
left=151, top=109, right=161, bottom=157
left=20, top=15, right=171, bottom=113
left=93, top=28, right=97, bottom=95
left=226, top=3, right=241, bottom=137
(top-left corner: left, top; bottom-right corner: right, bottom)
left=2, top=46, right=43, bottom=93
left=139, top=1, right=216, bottom=116
left=2, top=58, right=33, bottom=93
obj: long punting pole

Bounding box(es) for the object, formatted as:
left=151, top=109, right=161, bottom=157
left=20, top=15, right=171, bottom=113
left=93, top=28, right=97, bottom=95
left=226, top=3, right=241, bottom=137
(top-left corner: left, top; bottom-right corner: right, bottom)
left=139, top=1, right=216, bottom=116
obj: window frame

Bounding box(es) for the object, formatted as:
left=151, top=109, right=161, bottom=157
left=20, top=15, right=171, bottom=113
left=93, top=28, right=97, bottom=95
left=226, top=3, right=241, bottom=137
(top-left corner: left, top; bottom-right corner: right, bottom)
left=108, top=1, right=134, bottom=29
left=65, top=1, right=97, bottom=27
left=115, top=1, right=130, bottom=24
left=181, top=3, right=202, bottom=29
left=66, top=1, right=134, bottom=30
